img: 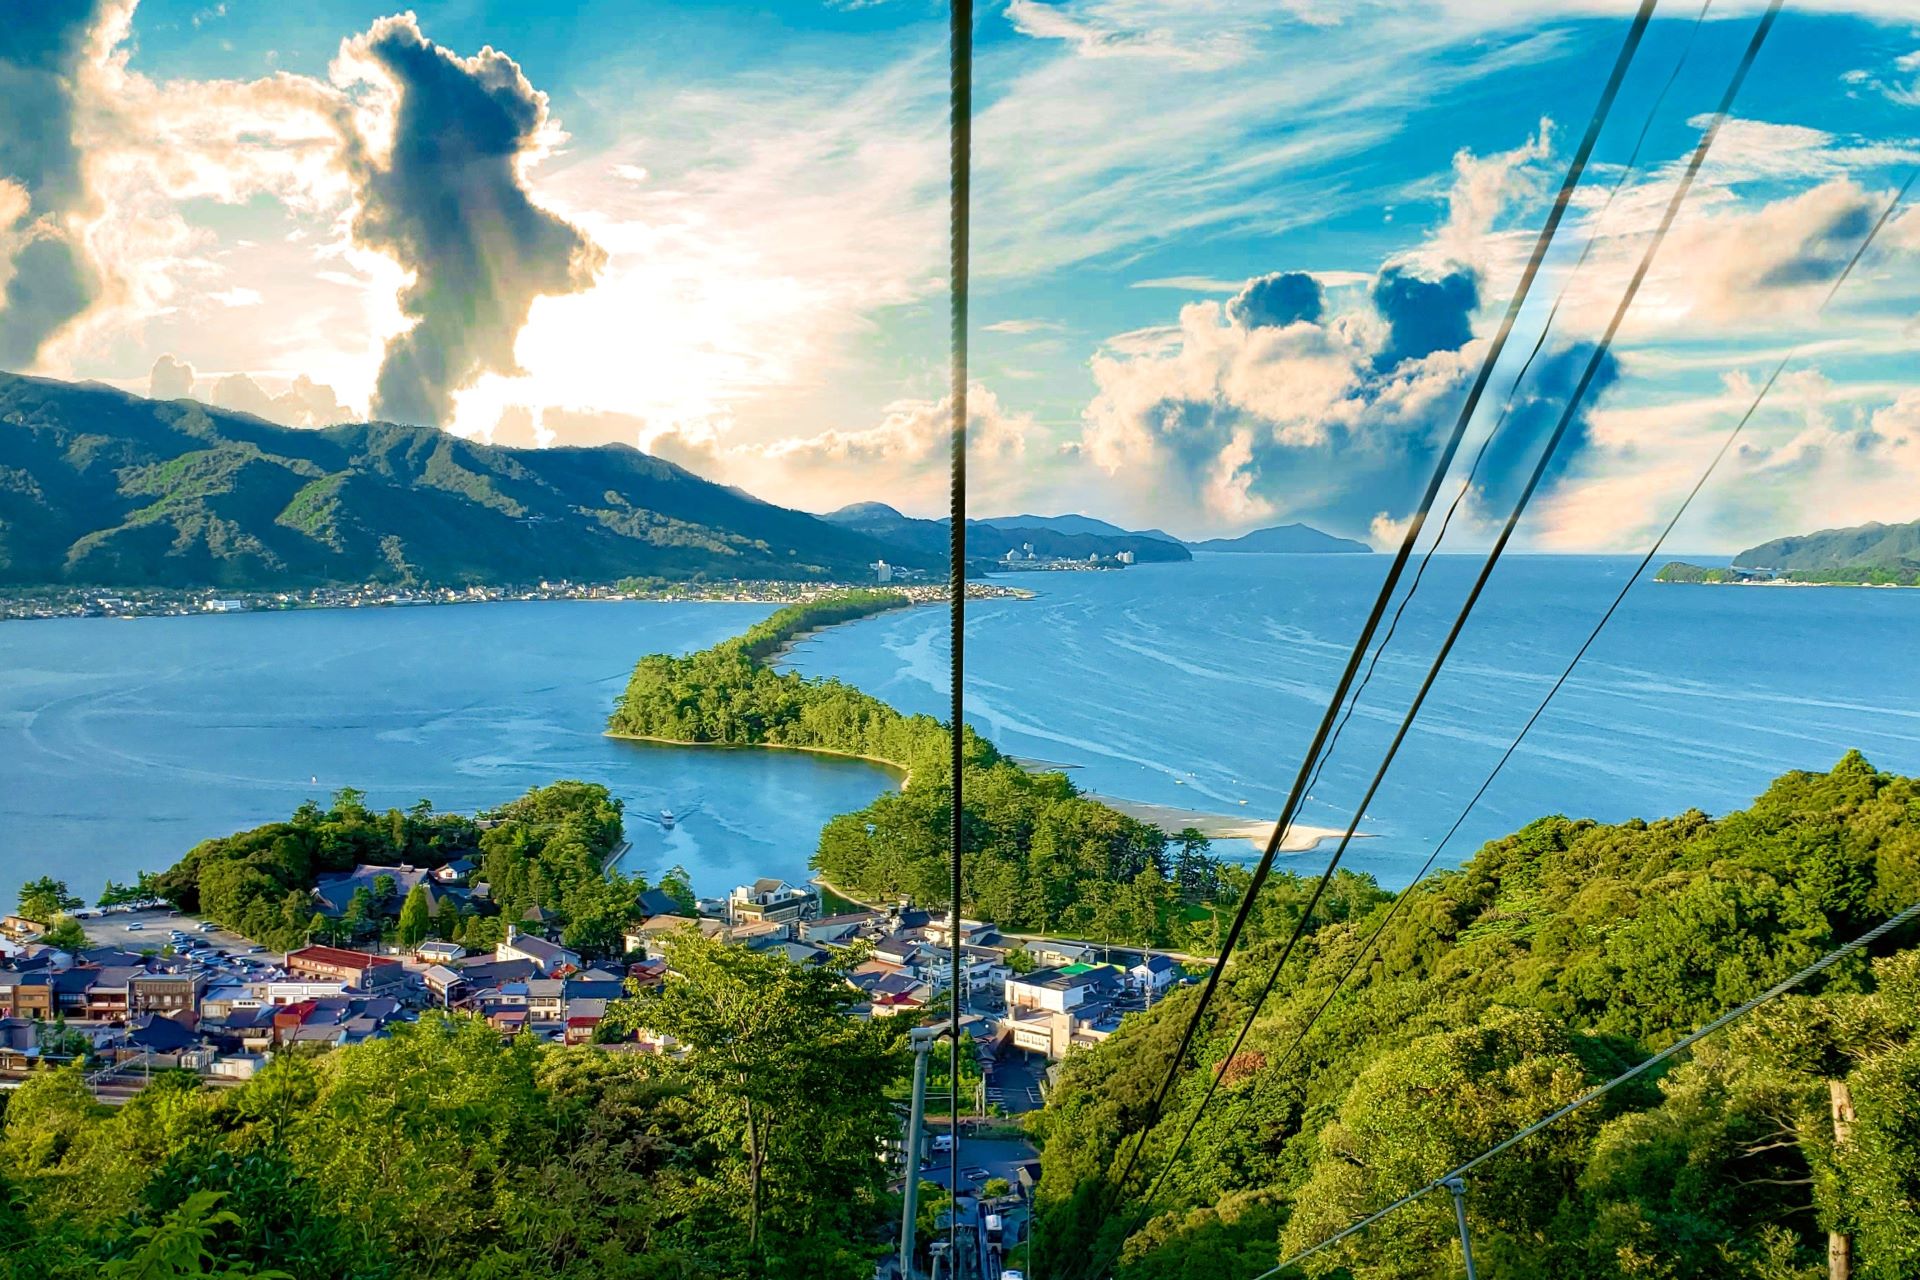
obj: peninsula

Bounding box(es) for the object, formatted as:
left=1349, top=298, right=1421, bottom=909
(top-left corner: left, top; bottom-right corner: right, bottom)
left=1658, top=515, right=1920, bottom=588
left=607, top=589, right=1299, bottom=949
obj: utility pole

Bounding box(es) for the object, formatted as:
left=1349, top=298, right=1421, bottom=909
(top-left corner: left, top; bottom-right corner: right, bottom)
left=1443, top=1176, right=1478, bottom=1280
left=1829, top=1078, right=1855, bottom=1280
left=900, top=1025, right=945, bottom=1279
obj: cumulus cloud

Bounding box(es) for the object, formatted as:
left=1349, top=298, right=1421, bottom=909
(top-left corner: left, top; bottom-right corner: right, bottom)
left=0, top=0, right=122, bottom=370
left=1227, top=271, right=1324, bottom=329
left=332, top=14, right=606, bottom=427
left=149, top=353, right=193, bottom=399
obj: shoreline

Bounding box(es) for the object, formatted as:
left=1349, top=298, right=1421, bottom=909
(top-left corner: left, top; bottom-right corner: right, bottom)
left=0, top=578, right=1035, bottom=624
left=1087, top=793, right=1358, bottom=852
left=606, top=730, right=913, bottom=787
left=1659, top=578, right=1920, bottom=590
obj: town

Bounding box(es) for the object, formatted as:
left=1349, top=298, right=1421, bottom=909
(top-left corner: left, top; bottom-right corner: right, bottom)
left=1, top=864, right=1198, bottom=1272
left=0, top=576, right=1029, bottom=622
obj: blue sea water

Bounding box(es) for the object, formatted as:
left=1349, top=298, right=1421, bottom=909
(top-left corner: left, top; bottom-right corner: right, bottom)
left=2, top=555, right=1917, bottom=905
left=780, top=554, right=1920, bottom=886
left=0, top=601, right=892, bottom=903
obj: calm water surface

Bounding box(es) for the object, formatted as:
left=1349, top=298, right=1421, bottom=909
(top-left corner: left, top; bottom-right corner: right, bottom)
left=4, top=556, right=1917, bottom=904
left=0, top=601, right=893, bottom=901
left=783, top=554, right=1920, bottom=885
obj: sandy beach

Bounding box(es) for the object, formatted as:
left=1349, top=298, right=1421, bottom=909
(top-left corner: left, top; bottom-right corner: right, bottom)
left=1086, top=794, right=1359, bottom=853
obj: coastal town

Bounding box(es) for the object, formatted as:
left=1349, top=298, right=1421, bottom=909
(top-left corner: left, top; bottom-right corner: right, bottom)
left=1, top=861, right=1199, bottom=1271
left=0, top=576, right=1031, bottom=622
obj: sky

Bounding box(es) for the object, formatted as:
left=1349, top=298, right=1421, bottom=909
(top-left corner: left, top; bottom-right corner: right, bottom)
left=1, top=0, right=1917, bottom=550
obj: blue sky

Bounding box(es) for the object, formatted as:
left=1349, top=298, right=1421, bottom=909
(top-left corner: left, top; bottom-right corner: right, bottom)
left=3, top=1, right=1917, bottom=548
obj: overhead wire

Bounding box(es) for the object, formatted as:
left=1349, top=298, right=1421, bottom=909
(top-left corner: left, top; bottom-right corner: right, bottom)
left=1075, top=9, right=1665, bottom=1253
left=1081, top=5, right=1784, bottom=1270
left=1240, top=162, right=1917, bottom=1132
left=1297, top=0, right=1715, bottom=818
left=947, top=0, right=973, bottom=1267
left=1254, top=897, right=1920, bottom=1279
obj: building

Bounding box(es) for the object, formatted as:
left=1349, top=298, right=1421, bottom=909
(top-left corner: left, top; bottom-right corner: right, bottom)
left=81, top=965, right=146, bottom=1018
left=204, top=598, right=246, bottom=612
left=130, top=968, right=207, bottom=1015
left=564, top=998, right=608, bottom=1044
left=624, top=914, right=725, bottom=959
left=258, top=980, right=350, bottom=1005
left=413, top=940, right=465, bottom=965
left=285, top=945, right=404, bottom=991
left=421, top=965, right=466, bottom=1006
left=799, top=911, right=883, bottom=945
left=0, top=915, right=45, bottom=942
left=312, top=864, right=479, bottom=920
left=728, top=878, right=819, bottom=927
left=1128, top=953, right=1181, bottom=993
left=496, top=927, right=579, bottom=976
left=1004, top=965, right=1119, bottom=1015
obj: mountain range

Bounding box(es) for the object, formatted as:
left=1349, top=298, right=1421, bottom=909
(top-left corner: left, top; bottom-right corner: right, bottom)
left=1733, top=518, right=1920, bottom=573
left=0, top=373, right=1376, bottom=591
left=820, top=503, right=1191, bottom=564
left=0, top=373, right=923, bottom=588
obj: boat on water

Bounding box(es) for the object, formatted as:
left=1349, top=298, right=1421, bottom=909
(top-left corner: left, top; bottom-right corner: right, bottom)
left=660, top=808, right=677, bottom=828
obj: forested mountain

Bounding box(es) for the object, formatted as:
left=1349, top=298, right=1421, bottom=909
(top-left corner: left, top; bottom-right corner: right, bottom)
left=978, top=513, right=1183, bottom=543
left=1187, top=522, right=1371, bottom=553
left=1034, top=752, right=1920, bottom=1280
left=0, top=373, right=926, bottom=588
left=822, top=502, right=1191, bottom=563
left=1734, top=516, right=1920, bottom=574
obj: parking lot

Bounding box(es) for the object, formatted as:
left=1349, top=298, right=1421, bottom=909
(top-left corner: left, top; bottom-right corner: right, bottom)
left=984, top=1051, right=1047, bottom=1113
left=80, top=907, right=289, bottom=982
left=914, top=1135, right=1038, bottom=1195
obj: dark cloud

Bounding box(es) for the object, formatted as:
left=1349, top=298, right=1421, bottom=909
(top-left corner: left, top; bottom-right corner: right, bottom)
left=1755, top=198, right=1873, bottom=289
left=1228, top=271, right=1323, bottom=328
left=346, top=15, right=605, bottom=427
left=0, top=0, right=111, bottom=369
left=1370, top=264, right=1477, bottom=372
left=1473, top=341, right=1621, bottom=509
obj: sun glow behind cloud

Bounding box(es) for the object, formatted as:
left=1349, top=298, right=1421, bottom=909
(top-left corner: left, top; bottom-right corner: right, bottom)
left=1, top=0, right=1916, bottom=548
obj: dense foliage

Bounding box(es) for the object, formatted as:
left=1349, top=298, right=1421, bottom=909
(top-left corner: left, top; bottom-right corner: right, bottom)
left=1658, top=561, right=1920, bottom=587
left=0, top=372, right=926, bottom=588
left=152, top=782, right=638, bottom=954
left=609, top=591, right=1233, bottom=945
left=0, top=938, right=909, bottom=1280
left=1031, top=753, right=1920, bottom=1280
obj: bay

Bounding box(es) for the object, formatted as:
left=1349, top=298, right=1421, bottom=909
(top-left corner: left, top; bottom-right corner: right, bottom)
left=3, top=554, right=1917, bottom=907
left=781, top=554, right=1920, bottom=886
left=0, top=601, right=895, bottom=902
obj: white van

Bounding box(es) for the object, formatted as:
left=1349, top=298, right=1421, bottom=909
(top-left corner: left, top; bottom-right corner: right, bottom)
left=930, top=1134, right=954, bottom=1154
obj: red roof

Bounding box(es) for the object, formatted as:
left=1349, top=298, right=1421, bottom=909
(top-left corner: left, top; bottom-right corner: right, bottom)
left=287, top=945, right=399, bottom=971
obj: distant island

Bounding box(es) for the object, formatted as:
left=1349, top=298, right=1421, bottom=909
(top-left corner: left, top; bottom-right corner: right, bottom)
left=1187, top=522, right=1372, bottom=554
left=1658, top=515, right=1920, bottom=588
left=821, top=502, right=1190, bottom=565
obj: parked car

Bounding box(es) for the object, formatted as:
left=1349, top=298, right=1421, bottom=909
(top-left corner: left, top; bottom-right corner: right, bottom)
left=126, top=923, right=144, bottom=932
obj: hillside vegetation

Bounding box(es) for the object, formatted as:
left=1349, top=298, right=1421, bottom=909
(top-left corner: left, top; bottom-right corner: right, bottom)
left=608, top=591, right=1237, bottom=946
left=153, top=782, right=638, bottom=955
left=1033, top=752, right=1920, bottom=1280
left=1734, top=516, right=1920, bottom=574
left=0, top=373, right=920, bottom=587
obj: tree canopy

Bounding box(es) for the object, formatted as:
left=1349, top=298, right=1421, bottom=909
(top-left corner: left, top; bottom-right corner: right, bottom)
left=1032, top=753, right=1920, bottom=1280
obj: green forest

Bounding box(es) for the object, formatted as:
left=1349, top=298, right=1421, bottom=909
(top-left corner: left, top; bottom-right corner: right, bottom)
left=0, top=933, right=907, bottom=1280
left=1031, top=753, right=1920, bottom=1280
left=608, top=590, right=1235, bottom=946
left=151, top=781, right=648, bottom=955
